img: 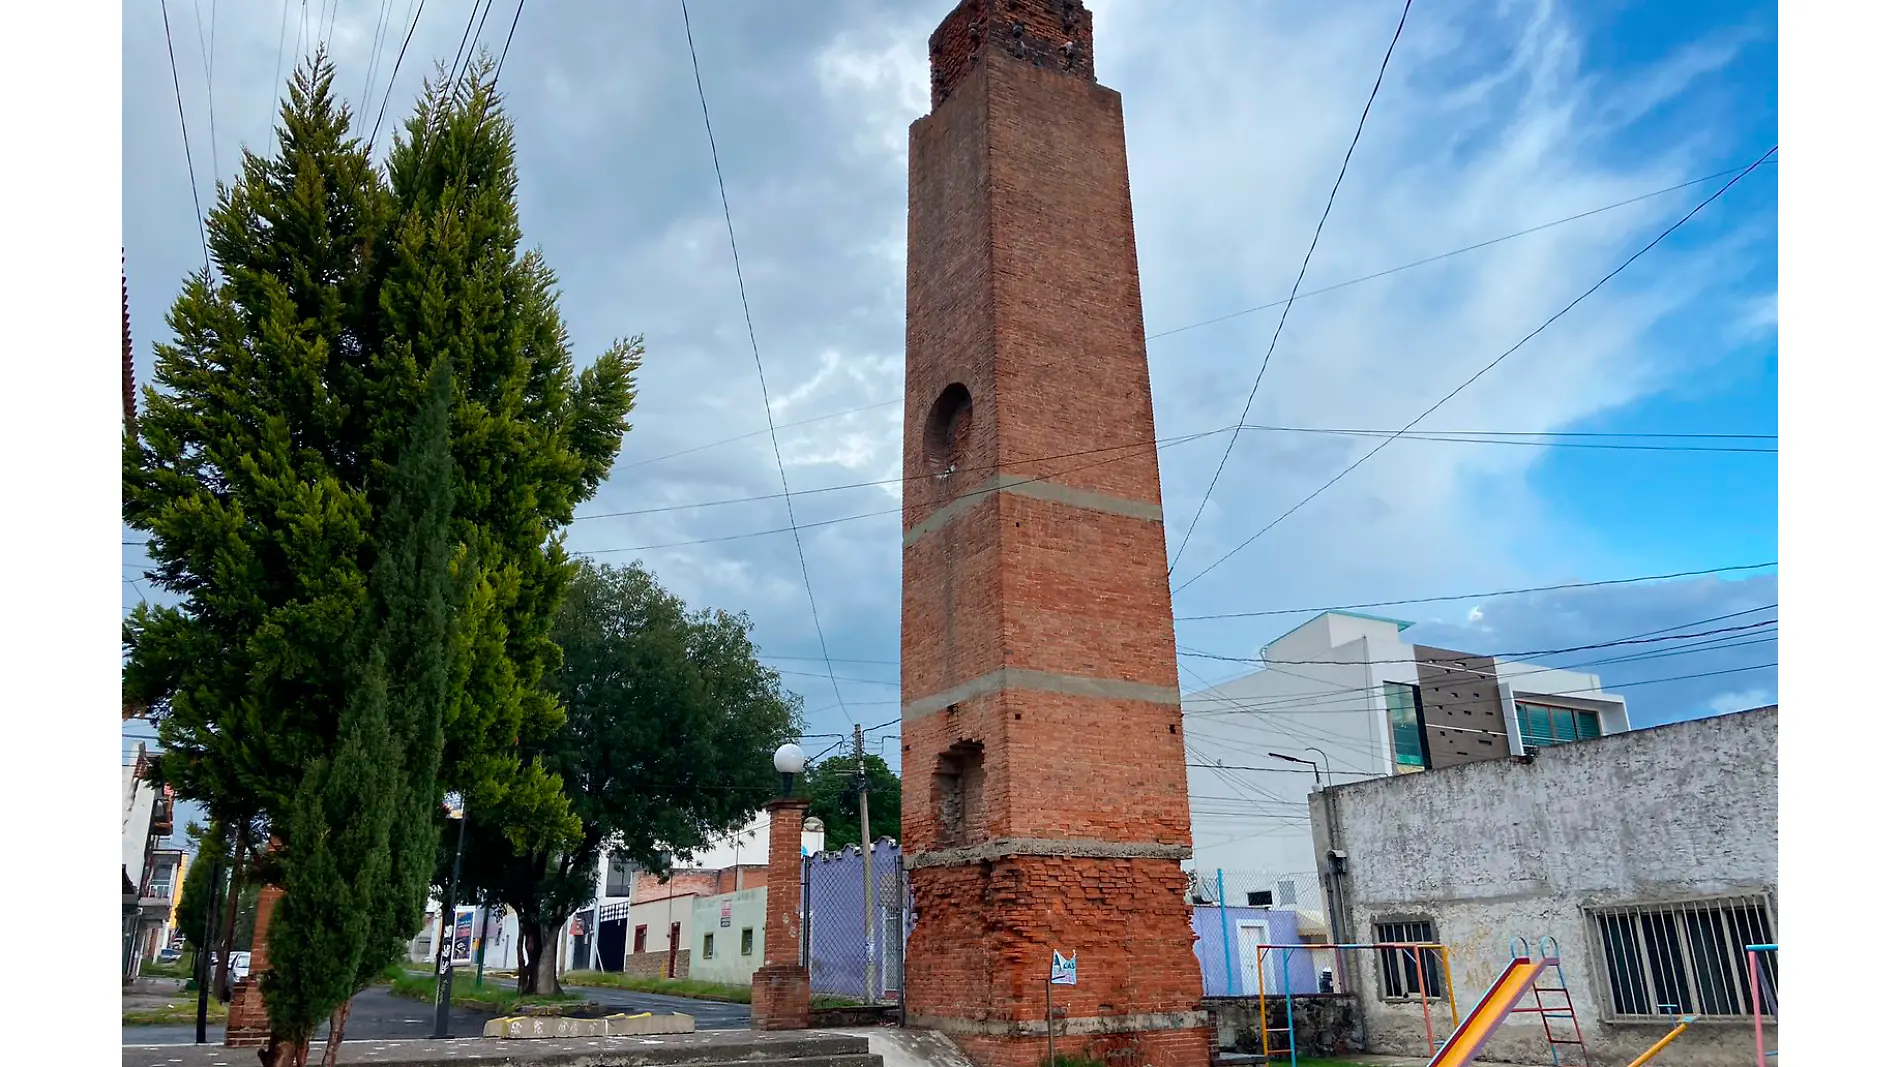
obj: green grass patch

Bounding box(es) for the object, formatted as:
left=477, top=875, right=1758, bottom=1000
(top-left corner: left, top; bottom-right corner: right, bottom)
left=387, top=970, right=580, bottom=1015
left=561, top=971, right=753, bottom=1003
left=139, top=958, right=194, bottom=979
left=559, top=971, right=871, bottom=1010
left=123, top=1000, right=228, bottom=1026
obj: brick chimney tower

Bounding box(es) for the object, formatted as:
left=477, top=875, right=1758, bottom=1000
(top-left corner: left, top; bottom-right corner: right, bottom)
left=899, top=3, right=1206, bottom=1067
left=123, top=250, right=137, bottom=435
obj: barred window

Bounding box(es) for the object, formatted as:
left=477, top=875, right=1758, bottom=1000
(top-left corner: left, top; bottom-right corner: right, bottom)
left=1588, top=895, right=1777, bottom=1020
left=1373, top=919, right=1445, bottom=999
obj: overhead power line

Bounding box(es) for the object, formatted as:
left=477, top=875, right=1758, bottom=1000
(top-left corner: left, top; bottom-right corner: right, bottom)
left=601, top=157, right=1782, bottom=477
left=496, top=0, right=528, bottom=73
left=192, top=0, right=220, bottom=180
left=681, top=0, right=848, bottom=724
left=160, top=0, right=212, bottom=275
left=1145, top=159, right=1781, bottom=344
left=1179, top=618, right=1776, bottom=667
left=1169, top=0, right=1415, bottom=574
left=569, top=424, right=1770, bottom=525
left=369, top=0, right=430, bottom=152
left=1179, top=602, right=1778, bottom=719
left=1181, top=613, right=1778, bottom=720
left=570, top=424, right=1217, bottom=556
left=1171, top=144, right=1782, bottom=596
left=355, top=0, right=399, bottom=136
left=577, top=426, right=1228, bottom=523
left=271, top=1, right=294, bottom=131
left=1175, top=561, right=1775, bottom=622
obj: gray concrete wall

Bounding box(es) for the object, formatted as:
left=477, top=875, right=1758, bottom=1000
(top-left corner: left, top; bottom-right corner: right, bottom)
left=1201, top=995, right=1361, bottom=1058
left=1310, top=707, right=1777, bottom=1066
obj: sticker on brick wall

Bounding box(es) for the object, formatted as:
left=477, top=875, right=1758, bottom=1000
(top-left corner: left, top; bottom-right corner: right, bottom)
left=1050, top=949, right=1077, bottom=985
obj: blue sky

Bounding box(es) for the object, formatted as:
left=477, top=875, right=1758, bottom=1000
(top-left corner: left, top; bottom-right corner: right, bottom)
left=122, top=0, right=1778, bottom=796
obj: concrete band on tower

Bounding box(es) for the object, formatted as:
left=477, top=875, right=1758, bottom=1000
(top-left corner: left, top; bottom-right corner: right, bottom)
left=899, top=3, right=1208, bottom=1066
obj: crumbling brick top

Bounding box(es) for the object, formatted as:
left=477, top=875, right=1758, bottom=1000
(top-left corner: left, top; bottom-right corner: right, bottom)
left=929, top=0, right=1096, bottom=109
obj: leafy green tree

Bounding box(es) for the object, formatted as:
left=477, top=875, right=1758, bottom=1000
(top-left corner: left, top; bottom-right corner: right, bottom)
left=800, top=753, right=901, bottom=852
left=122, top=53, right=636, bottom=1065
left=451, top=561, right=802, bottom=994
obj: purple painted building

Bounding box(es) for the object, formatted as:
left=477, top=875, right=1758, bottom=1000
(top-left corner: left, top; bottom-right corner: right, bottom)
left=802, top=838, right=909, bottom=1004
left=1191, top=904, right=1319, bottom=997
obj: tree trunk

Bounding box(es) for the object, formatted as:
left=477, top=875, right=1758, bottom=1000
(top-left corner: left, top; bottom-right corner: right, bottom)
left=321, top=1000, right=351, bottom=1067
left=519, top=920, right=564, bottom=996
left=259, top=1033, right=308, bottom=1067
left=215, top=829, right=249, bottom=1000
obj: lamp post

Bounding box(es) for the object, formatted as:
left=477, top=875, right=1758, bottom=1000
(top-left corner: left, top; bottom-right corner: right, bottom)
left=1266, top=751, right=1323, bottom=789
left=775, top=742, right=807, bottom=797
left=1303, top=747, right=1335, bottom=788
left=755, top=742, right=812, bottom=1030
left=432, top=794, right=468, bottom=1040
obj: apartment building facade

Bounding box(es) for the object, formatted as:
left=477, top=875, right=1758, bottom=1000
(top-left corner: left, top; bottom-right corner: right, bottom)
left=1183, top=611, right=1631, bottom=879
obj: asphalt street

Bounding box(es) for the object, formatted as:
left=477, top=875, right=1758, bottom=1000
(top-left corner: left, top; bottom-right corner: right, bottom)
left=123, top=984, right=748, bottom=1047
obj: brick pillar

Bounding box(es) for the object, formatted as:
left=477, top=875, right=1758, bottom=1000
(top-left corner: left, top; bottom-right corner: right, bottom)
left=223, top=881, right=283, bottom=1049
left=899, top=4, right=1208, bottom=1067
left=750, top=797, right=811, bottom=1031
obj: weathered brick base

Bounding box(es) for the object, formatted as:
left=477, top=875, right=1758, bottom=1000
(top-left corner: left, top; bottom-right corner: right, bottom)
left=953, top=1027, right=1211, bottom=1067
left=751, top=964, right=812, bottom=1031
left=225, top=881, right=283, bottom=1049
left=223, top=975, right=270, bottom=1049
left=906, top=855, right=1206, bottom=1067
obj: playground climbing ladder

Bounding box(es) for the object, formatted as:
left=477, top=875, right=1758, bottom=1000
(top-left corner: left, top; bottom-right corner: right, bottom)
left=1508, top=937, right=1592, bottom=1067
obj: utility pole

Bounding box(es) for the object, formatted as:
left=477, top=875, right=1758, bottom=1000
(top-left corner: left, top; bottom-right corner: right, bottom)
left=433, top=797, right=468, bottom=1040
left=855, top=724, right=876, bottom=1005
left=193, top=829, right=228, bottom=1045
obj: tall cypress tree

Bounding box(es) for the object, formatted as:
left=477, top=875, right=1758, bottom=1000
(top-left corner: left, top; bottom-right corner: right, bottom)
left=263, top=359, right=457, bottom=1065
left=123, top=52, right=638, bottom=1064
left=380, top=57, right=638, bottom=853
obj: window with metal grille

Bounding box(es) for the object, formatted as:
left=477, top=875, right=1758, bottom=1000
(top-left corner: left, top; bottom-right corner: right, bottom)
left=1515, top=702, right=1602, bottom=748
left=702, top=932, right=715, bottom=958
left=1373, top=920, right=1445, bottom=999
left=1588, top=894, right=1777, bottom=1020
left=741, top=928, right=755, bottom=956
left=1384, top=683, right=1427, bottom=767
left=633, top=925, right=647, bottom=954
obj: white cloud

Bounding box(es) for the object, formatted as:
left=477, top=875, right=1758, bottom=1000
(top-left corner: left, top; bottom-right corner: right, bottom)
left=123, top=0, right=1774, bottom=731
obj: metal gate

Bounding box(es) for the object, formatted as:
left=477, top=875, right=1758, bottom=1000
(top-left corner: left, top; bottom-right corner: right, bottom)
left=800, top=839, right=909, bottom=1006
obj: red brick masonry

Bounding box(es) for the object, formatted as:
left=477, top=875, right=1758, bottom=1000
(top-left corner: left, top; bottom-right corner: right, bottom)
left=751, top=798, right=812, bottom=1031
left=900, top=4, right=1207, bottom=1066
left=224, top=882, right=283, bottom=1049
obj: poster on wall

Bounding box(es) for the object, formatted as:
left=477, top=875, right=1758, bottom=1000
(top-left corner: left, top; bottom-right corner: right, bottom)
left=451, top=907, right=477, bottom=965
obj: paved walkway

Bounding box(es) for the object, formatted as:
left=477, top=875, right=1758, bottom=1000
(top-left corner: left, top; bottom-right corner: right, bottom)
left=564, top=986, right=750, bottom=1031
left=123, top=987, right=493, bottom=1047
left=121, top=1028, right=859, bottom=1067
left=124, top=984, right=751, bottom=1049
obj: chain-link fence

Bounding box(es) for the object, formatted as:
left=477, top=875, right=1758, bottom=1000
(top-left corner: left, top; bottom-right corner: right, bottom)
left=802, top=839, right=908, bottom=1005
left=1187, top=868, right=1336, bottom=997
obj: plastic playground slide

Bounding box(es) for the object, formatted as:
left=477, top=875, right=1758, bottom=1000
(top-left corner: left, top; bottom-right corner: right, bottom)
left=1424, top=955, right=1552, bottom=1067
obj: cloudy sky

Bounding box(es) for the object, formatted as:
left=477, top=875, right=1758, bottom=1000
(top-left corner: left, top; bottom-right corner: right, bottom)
left=122, top=0, right=1777, bottom=800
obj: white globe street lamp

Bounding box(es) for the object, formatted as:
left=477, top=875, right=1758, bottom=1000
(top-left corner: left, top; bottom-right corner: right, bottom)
left=774, top=742, right=807, bottom=796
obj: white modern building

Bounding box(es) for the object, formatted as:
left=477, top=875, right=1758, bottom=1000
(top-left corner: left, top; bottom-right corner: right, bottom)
left=1182, top=611, right=1631, bottom=881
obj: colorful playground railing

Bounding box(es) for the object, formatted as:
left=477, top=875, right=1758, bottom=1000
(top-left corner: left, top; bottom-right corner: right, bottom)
left=1747, top=943, right=1778, bottom=1067
left=1255, top=941, right=1457, bottom=1067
